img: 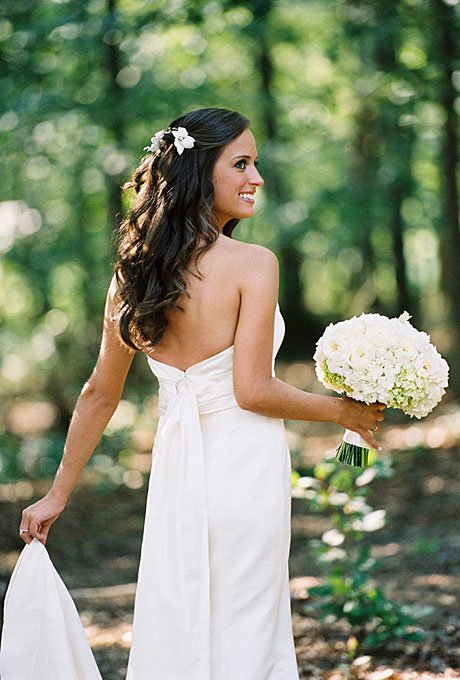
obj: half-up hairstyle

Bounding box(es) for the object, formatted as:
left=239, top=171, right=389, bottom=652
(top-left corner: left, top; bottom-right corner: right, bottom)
left=113, top=107, right=250, bottom=352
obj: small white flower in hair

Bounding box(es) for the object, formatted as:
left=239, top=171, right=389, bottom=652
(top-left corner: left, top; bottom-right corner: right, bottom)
left=143, top=129, right=166, bottom=153
left=172, top=126, right=196, bottom=155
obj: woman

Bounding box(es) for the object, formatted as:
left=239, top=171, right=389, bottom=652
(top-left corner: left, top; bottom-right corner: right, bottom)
left=18, top=107, right=384, bottom=678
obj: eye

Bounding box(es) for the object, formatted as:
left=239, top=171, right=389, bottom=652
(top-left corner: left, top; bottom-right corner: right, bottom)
left=235, top=159, right=246, bottom=169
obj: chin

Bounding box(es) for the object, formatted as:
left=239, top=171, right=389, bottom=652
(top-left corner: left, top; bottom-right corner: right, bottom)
left=237, top=206, right=255, bottom=218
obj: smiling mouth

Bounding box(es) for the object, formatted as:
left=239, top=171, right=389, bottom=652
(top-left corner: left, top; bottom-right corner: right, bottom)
left=239, top=193, right=255, bottom=203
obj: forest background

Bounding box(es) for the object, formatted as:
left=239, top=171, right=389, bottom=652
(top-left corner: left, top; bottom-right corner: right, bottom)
left=0, top=1, right=459, bottom=678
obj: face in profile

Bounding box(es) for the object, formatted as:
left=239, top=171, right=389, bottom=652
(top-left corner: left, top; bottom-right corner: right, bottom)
left=211, top=128, right=264, bottom=229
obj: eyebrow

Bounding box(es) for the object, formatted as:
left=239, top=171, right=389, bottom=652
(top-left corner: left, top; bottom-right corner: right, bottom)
left=231, top=154, right=259, bottom=160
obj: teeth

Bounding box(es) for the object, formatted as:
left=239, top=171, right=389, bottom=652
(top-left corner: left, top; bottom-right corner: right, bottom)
left=239, top=193, right=254, bottom=200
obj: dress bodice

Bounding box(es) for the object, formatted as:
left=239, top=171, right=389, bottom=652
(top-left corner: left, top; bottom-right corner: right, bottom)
left=145, top=303, right=285, bottom=417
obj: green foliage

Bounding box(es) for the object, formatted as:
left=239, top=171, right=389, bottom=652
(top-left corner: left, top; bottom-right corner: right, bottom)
left=410, top=537, right=442, bottom=556
left=293, top=456, right=427, bottom=651
left=322, top=359, right=353, bottom=394
left=0, top=426, right=132, bottom=485
left=0, top=431, right=64, bottom=482
left=0, top=0, right=459, bottom=468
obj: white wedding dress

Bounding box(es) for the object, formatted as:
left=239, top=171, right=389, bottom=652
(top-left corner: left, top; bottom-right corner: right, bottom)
left=1, top=302, right=299, bottom=680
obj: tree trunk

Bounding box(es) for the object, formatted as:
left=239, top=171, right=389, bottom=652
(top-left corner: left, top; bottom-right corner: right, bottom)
left=256, top=14, right=321, bottom=355
left=432, top=0, right=460, bottom=395
left=348, top=103, right=379, bottom=306
left=343, top=0, right=414, bottom=317
left=106, top=0, right=124, bottom=248
left=372, top=0, right=414, bottom=317
left=389, top=178, right=411, bottom=315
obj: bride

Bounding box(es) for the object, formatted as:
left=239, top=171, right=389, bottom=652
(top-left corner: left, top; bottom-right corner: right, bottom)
left=13, top=107, right=384, bottom=679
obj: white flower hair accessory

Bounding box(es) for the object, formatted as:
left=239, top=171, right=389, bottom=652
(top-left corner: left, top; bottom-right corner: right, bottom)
left=143, top=129, right=166, bottom=153
left=143, top=126, right=196, bottom=156
left=171, top=126, right=196, bottom=155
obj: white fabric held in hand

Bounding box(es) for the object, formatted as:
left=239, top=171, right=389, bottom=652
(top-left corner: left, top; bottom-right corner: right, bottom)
left=0, top=538, right=102, bottom=680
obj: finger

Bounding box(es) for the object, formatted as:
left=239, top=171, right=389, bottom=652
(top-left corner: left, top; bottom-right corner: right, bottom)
left=359, top=428, right=382, bottom=451
left=39, top=522, right=52, bottom=544
left=21, top=511, right=33, bottom=541
left=364, top=415, right=379, bottom=431
left=370, top=411, right=385, bottom=425
left=19, top=526, right=32, bottom=544
left=28, top=519, right=46, bottom=543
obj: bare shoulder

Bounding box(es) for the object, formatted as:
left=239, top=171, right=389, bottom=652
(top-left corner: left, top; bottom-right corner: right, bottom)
left=224, top=238, right=279, bottom=286
left=226, top=237, right=278, bottom=262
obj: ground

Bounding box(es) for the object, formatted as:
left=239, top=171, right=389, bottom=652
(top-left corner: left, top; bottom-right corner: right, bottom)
left=0, top=403, right=459, bottom=679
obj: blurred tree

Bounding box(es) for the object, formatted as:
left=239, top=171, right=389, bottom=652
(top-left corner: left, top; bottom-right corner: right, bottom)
left=347, top=102, right=380, bottom=307
left=342, top=0, right=417, bottom=317
left=429, top=0, right=460, bottom=393
left=105, top=0, right=125, bottom=244
left=0, top=0, right=458, bottom=479
left=222, top=0, right=321, bottom=355
left=373, top=0, right=416, bottom=317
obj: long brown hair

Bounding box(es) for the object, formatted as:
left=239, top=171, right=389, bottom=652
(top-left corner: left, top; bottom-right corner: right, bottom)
left=113, top=107, right=250, bottom=352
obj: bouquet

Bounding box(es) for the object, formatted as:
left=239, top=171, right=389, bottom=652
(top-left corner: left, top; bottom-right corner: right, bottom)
left=314, top=311, right=449, bottom=467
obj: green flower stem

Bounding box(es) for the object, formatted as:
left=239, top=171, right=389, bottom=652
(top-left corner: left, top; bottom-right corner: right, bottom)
left=336, top=441, right=369, bottom=467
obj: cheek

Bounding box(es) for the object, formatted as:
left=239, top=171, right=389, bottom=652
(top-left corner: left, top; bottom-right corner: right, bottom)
left=212, top=183, right=225, bottom=207
left=213, top=172, right=237, bottom=205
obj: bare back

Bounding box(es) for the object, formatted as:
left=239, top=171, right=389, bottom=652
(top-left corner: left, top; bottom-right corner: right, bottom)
left=145, top=234, right=252, bottom=371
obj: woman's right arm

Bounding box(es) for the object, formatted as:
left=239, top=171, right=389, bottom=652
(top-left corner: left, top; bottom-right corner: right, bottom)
left=20, top=274, right=136, bottom=544
left=232, top=245, right=385, bottom=449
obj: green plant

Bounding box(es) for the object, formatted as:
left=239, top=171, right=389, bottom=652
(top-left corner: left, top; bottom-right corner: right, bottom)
left=292, top=454, right=427, bottom=651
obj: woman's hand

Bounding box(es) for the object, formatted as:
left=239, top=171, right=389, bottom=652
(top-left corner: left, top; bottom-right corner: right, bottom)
left=19, top=493, right=66, bottom=546
left=337, top=396, right=386, bottom=449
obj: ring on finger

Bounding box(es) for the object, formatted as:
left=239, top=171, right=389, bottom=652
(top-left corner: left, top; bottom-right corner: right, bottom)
left=20, top=528, right=29, bottom=533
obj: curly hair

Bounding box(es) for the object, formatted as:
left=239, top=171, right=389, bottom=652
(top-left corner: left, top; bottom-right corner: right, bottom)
left=113, top=107, right=250, bottom=352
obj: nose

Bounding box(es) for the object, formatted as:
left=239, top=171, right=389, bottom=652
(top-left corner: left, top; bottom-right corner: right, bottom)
left=250, top=165, right=264, bottom=187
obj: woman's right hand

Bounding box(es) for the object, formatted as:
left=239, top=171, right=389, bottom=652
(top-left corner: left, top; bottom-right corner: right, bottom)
left=19, top=493, right=66, bottom=546
left=337, top=396, right=386, bottom=449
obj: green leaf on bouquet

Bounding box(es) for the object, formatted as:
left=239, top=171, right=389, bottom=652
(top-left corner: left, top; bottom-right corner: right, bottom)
left=322, top=360, right=353, bottom=394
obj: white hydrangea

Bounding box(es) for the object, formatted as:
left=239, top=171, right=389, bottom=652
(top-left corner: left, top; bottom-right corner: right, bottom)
left=313, top=311, right=449, bottom=419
